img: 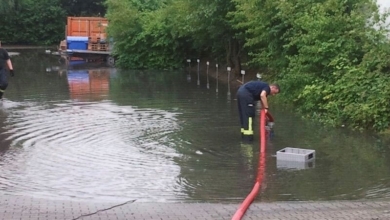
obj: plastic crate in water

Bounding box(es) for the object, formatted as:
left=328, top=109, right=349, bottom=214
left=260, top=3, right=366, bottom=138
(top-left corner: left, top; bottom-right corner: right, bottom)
left=276, top=147, right=315, bottom=162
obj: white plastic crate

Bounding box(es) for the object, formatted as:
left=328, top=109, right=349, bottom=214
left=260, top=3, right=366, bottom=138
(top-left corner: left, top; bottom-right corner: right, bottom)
left=276, top=147, right=315, bottom=162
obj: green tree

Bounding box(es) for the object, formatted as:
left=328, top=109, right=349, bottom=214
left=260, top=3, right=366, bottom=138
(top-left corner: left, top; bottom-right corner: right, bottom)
left=168, top=0, right=245, bottom=76
left=106, top=0, right=246, bottom=73
left=230, top=0, right=390, bottom=131
left=231, top=0, right=290, bottom=73
left=60, top=0, right=106, bottom=16
left=107, top=0, right=390, bottom=131
left=0, top=0, right=65, bottom=45
left=106, top=0, right=188, bottom=69
left=0, top=0, right=29, bottom=13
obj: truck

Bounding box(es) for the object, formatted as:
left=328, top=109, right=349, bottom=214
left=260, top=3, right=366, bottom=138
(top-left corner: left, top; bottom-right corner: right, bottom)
left=58, top=17, right=115, bottom=66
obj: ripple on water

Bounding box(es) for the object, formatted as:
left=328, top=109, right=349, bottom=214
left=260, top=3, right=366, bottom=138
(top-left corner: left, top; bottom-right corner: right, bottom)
left=0, top=101, right=186, bottom=202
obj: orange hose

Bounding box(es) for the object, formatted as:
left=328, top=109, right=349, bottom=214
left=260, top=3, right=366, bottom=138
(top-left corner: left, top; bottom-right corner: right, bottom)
left=232, top=109, right=267, bottom=220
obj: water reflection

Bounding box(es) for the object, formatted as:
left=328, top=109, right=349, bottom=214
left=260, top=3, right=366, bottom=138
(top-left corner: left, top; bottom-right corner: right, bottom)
left=1, top=101, right=183, bottom=202
left=0, top=103, right=15, bottom=155
left=67, top=68, right=111, bottom=101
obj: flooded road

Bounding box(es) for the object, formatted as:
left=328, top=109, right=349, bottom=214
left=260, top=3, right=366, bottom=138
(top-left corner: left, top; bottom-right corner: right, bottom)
left=0, top=49, right=390, bottom=203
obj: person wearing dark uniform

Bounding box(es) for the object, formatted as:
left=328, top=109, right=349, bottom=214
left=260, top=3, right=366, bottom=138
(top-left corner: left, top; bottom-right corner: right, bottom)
left=0, top=41, right=15, bottom=100
left=237, top=81, right=280, bottom=142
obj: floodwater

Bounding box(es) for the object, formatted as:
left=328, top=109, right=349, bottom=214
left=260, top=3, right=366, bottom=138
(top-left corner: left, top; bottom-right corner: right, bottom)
left=0, top=49, right=390, bottom=203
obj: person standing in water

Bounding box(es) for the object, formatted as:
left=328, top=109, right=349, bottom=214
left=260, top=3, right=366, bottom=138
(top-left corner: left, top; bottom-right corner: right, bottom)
left=0, top=41, right=15, bottom=100
left=237, top=80, right=280, bottom=142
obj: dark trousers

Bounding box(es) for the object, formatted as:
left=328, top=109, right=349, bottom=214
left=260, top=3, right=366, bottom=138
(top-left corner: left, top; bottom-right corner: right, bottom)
left=237, top=86, right=256, bottom=141
left=0, top=69, right=9, bottom=99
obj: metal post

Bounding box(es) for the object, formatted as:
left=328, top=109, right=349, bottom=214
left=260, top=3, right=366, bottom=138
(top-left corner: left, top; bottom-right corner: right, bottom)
left=206, top=61, right=210, bottom=89
left=227, top=67, right=231, bottom=84
left=256, top=72, right=262, bottom=80
left=241, top=70, right=245, bottom=84
left=216, top=64, right=219, bottom=93
left=197, top=59, right=200, bottom=86
left=227, top=67, right=231, bottom=101
left=187, top=59, right=191, bottom=69
left=186, top=59, right=191, bottom=82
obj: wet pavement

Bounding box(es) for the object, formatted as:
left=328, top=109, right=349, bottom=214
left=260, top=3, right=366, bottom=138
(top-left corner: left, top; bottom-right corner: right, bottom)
left=1, top=194, right=390, bottom=220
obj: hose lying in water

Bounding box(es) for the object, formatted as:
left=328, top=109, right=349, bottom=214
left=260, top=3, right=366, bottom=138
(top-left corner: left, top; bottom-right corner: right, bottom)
left=232, top=109, right=269, bottom=220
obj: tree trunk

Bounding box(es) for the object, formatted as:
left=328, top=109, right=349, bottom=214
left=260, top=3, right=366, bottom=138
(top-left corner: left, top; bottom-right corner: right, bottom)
left=226, top=39, right=233, bottom=68
left=226, top=37, right=242, bottom=80
left=232, top=39, right=241, bottom=79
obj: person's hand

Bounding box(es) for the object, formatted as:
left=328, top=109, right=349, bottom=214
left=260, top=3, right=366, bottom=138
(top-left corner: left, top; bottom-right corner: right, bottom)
left=264, top=108, right=268, bottom=114
left=9, top=70, right=14, bottom=77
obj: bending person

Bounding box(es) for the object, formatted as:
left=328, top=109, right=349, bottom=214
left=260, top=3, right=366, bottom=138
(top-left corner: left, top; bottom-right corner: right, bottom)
left=237, top=80, right=280, bottom=142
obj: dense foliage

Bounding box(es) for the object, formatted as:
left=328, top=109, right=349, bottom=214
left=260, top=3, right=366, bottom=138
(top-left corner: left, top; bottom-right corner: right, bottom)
left=0, top=0, right=64, bottom=44
left=105, top=0, right=244, bottom=72
left=60, top=0, right=106, bottom=16
left=104, top=0, right=188, bottom=69
left=105, top=0, right=390, bottom=132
